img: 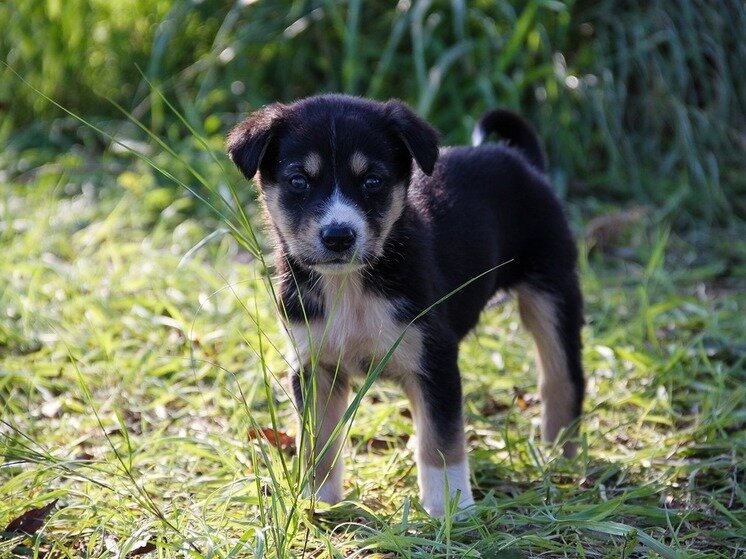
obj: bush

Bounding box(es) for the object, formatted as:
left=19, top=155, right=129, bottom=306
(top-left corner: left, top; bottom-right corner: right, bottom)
left=2, top=0, right=743, bottom=218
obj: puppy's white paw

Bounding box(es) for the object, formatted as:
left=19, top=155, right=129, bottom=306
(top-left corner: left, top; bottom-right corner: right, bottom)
left=302, top=467, right=344, bottom=505
left=423, top=490, right=475, bottom=519
left=316, top=480, right=344, bottom=505
left=312, top=460, right=345, bottom=505
left=419, top=461, right=474, bottom=518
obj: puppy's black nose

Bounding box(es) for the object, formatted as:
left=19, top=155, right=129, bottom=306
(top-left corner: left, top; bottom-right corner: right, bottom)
left=320, top=225, right=356, bottom=253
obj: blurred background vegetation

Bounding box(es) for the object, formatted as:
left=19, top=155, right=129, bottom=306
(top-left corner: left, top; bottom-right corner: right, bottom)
left=1, top=0, right=744, bottom=221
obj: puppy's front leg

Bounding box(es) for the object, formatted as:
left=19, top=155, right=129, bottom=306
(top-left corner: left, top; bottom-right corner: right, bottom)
left=291, top=367, right=349, bottom=504
left=405, top=345, right=474, bottom=517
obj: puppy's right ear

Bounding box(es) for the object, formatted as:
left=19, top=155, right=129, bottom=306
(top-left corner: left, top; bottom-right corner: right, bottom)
left=384, top=100, right=440, bottom=176
left=226, top=103, right=286, bottom=180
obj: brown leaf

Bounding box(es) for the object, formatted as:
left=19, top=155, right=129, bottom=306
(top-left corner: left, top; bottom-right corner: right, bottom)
left=513, top=387, right=539, bottom=411
left=4, top=499, right=58, bottom=536
left=365, top=434, right=409, bottom=453
left=248, top=427, right=295, bottom=453
left=127, top=540, right=156, bottom=557
left=515, top=393, right=529, bottom=411
left=76, top=449, right=95, bottom=461
left=479, top=396, right=509, bottom=417
left=584, top=206, right=648, bottom=251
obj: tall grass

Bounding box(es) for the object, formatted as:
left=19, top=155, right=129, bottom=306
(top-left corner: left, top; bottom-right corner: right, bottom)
left=2, top=0, right=744, bottom=217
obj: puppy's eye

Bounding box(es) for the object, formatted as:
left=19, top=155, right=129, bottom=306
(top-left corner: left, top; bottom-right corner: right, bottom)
left=362, top=175, right=383, bottom=194
left=288, top=174, right=309, bottom=193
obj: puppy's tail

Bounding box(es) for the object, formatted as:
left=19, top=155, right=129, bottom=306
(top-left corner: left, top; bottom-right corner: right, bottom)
left=471, top=109, right=545, bottom=172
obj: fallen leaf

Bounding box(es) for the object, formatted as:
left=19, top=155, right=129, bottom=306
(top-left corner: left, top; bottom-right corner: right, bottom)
left=248, top=427, right=295, bottom=453
left=479, top=396, right=510, bottom=416
left=4, top=499, right=59, bottom=536
left=75, top=449, right=95, bottom=461
left=515, top=393, right=528, bottom=411
left=365, top=434, right=409, bottom=453
left=585, top=206, right=648, bottom=252
left=127, top=540, right=156, bottom=557
left=104, top=535, right=120, bottom=555
left=40, top=399, right=62, bottom=418
left=513, top=387, right=539, bottom=411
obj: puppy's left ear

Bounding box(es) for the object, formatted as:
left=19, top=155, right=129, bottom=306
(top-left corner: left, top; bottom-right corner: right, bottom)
left=385, top=100, right=440, bottom=176
left=226, top=102, right=287, bottom=180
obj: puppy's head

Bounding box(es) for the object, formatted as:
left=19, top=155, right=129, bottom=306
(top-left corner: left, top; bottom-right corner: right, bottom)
left=227, top=95, right=439, bottom=273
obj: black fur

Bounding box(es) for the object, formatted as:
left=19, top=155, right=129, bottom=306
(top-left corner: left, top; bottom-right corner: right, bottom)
left=227, top=94, right=585, bottom=512
left=472, top=108, right=546, bottom=171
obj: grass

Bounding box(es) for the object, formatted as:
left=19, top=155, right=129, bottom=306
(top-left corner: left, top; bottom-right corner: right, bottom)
left=1, top=1, right=745, bottom=556
left=1, top=147, right=744, bottom=557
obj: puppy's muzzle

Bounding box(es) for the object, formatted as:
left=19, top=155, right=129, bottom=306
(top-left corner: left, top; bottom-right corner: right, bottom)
left=320, top=224, right=357, bottom=253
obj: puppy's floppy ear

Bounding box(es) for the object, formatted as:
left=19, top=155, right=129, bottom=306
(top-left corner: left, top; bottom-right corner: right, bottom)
left=385, top=100, right=440, bottom=175
left=226, top=103, right=286, bottom=180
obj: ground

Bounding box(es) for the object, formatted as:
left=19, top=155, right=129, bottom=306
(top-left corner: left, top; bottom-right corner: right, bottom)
left=1, top=170, right=744, bottom=558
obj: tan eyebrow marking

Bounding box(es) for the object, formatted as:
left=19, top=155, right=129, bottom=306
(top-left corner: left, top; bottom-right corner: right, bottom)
left=350, top=151, right=368, bottom=175
left=303, top=152, right=322, bottom=177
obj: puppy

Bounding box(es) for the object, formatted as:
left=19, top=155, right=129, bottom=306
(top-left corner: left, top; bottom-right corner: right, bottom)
left=227, top=95, right=584, bottom=517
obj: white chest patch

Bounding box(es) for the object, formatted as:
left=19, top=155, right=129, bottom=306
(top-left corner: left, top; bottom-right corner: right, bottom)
left=287, top=274, right=423, bottom=378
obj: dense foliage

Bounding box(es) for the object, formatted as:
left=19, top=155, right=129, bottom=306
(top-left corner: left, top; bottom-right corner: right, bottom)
left=2, top=0, right=744, bottom=218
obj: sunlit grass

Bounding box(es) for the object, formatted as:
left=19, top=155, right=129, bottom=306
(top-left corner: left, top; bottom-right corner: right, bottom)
left=1, top=154, right=744, bottom=556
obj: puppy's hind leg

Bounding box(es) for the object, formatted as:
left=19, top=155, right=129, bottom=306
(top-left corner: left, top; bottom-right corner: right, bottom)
left=404, top=344, right=474, bottom=517
left=291, top=366, right=350, bottom=504
left=516, top=281, right=584, bottom=456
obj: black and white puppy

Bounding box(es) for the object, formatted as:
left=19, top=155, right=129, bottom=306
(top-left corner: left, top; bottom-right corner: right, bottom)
left=227, top=95, right=584, bottom=517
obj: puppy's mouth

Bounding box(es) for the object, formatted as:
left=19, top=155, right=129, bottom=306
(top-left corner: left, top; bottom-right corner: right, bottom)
left=307, top=257, right=367, bottom=275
